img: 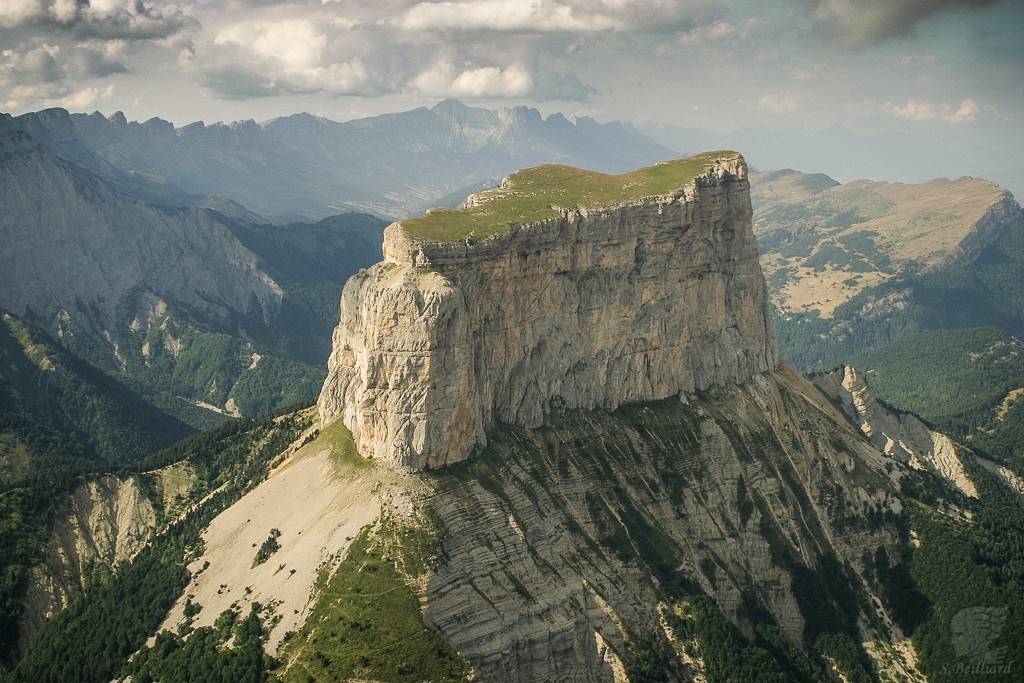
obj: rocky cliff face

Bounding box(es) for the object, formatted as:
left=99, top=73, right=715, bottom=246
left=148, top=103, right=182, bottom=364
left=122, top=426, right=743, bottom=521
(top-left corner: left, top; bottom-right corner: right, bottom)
left=16, top=462, right=197, bottom=654
left=319, top=153, right=779, bottom=469
left=812, top=365, right=979, bottom=497
left=421, top=366, right=916, bottom=681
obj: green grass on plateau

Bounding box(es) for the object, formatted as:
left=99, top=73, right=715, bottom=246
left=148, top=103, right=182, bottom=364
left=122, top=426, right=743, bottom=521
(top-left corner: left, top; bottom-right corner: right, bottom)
left=399, top=150, right=737, bottom=243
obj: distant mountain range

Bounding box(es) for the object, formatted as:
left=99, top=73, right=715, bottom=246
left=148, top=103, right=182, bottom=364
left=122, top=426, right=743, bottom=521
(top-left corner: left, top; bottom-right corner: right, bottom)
left=641, top=121, right=1024, bottom=203
left=749, top=167, right=1024, bottom=370
left=6, top=99, right=673, bottom=222
left=0, top=115, right=389, bottom=431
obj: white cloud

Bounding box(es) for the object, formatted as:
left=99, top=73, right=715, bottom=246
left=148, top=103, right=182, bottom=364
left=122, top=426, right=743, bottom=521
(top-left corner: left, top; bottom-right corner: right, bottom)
left=0, top=42, right=120, bottom=110
left=412, top=61, right=532, bottom=97
left=891, top=99, right=938, bottom=121
left=798, top=0, right=1003, bottom=45
left=891, top=97, right=987, bottom=123
left=1, top=43, right=63, bottom=84
left=949, top=97, right=980, bottom=123
left=758, top=92, right=798, bottom=113
left=0, top=0, right=195, bottom=40
left=0, top=0, right=77, bottom=26
left=678, top=19, right=760, bottom=46
left=398, top=0, right=624, bottom=32
left=198, top=19, right=373, bottom=98
left=216, top=20, right=326, bottom=70
left=60, top=83, right=116, bottom=109
left=0, top=39, right=131, bottom=110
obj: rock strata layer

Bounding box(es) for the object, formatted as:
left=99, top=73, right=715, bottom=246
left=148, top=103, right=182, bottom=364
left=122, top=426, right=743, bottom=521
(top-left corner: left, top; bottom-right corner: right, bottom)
left=319, top=152, right=779, bottom=469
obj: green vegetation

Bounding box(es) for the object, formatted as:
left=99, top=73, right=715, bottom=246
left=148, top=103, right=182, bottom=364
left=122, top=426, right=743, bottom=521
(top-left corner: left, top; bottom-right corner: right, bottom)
left=277, top=516, right=469, bottom=682
left=0, top=312, right=192, bottom=465
left=0, top=417, right=103, bottom=669
left=848, top=327, right=1024, bottom=471
left=900, top=459, right=1024, bottom=681
left=801, top=231, right=892, bottom=274
left=251, top=528, right=282, bottom=568
left=227, top=356, right=325, bottom=418
left=773, top=216, right=1024, bottom=372
left=124, top=603, right=275, bottom=683
left=400, top=151, right=735, bottom=242
left=114, top=315, right=326, bottom=428
left=851, top=327, right=1024, bottom=427
left=6, top=408, right=310, bottom=681
left=315, top=417, right=372, bottom=472
left=664, top=598, right=830, bottom=683
left=436, top=391, right=885, bottom=681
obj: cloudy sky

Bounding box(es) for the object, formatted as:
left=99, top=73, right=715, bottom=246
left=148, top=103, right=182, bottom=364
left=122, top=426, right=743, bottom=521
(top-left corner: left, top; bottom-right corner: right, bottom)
left=1, top=0, right=1022, bottom=180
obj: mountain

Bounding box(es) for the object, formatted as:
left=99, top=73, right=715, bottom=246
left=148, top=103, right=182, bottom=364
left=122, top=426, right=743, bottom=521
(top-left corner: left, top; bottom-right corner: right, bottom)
left=0, top=153, right=930, bottom=680
left=848, top=327, right=1024, bottom=472
left=6, top=152, right=1024, bottom=682
left=748, top=168, right=1024, bottom=369
left=0, top=120, right=282, bottom=342
left=10, top=99, right=674, bottom=222
left=319, top=152, right=777, bottom=469
left=0, top=311, right=191, bottom=472
left=1, top=407, right=314, bottom=671
left=750, top=168, right=1024, bottom=497
left=0, top=118, right=387, bottom=426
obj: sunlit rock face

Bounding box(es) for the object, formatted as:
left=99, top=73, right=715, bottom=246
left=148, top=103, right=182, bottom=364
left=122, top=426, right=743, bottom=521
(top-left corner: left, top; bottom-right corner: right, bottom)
left=319, top=153, right=779, bottom=470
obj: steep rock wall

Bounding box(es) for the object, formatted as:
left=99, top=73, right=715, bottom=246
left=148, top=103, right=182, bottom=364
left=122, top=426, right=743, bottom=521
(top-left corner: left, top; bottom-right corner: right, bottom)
left=319, top=153, right=779, bottom=469
left=0, top=125, right=283, bottom=339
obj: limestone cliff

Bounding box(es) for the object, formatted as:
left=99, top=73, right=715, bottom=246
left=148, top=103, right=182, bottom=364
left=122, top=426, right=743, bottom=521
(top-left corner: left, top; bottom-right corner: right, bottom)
left=319, top=152, right=779, bottom=469
left=812, top=365, right=979, bottom=497
left=420, top=366, right=917, bottom=681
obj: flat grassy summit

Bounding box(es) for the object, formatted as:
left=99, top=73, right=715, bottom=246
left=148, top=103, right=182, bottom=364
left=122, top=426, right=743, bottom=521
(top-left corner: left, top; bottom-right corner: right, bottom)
left=399, top=150, right=738, bottom=243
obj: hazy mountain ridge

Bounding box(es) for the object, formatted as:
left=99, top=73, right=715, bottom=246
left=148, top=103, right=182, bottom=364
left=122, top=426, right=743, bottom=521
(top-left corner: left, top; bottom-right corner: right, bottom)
left=0, top=119, right=387, bottom=426
left=0, top=121, right=283, bottom=339
left=10, top=99, right=674, bottom=222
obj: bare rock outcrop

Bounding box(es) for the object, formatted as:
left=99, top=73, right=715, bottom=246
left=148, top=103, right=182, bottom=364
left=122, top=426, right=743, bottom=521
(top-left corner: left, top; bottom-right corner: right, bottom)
left=319, top=152, right=779, bottom=469
left=421, top=366, right=914, bottom=680
left=18, top=475, right=158, bottom=652
left=813, top=365, right=979, bottom=497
